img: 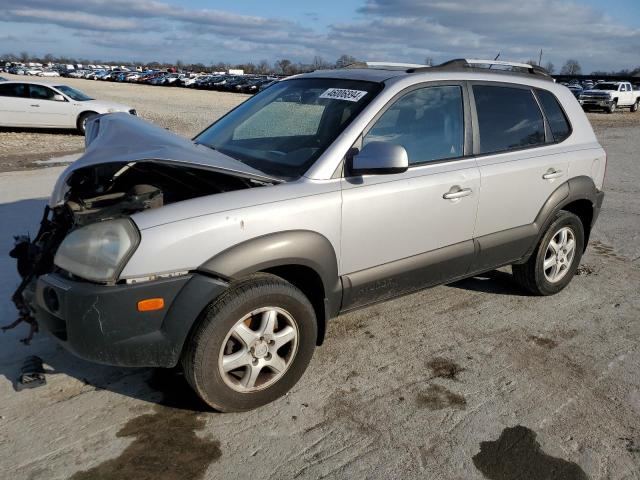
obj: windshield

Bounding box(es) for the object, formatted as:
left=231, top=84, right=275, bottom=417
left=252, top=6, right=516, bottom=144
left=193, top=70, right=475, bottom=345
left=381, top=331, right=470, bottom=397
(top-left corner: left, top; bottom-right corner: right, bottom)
left=593, top=83, right=618, bottom=91
left=194, top=78, right=382, bottom=178
left=55, top=85, right=93, bottom=101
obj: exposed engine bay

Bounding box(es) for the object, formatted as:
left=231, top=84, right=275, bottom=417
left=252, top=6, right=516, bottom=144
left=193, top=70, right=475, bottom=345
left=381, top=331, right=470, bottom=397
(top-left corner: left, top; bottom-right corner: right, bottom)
left=6, top=160, right=269, bottom=344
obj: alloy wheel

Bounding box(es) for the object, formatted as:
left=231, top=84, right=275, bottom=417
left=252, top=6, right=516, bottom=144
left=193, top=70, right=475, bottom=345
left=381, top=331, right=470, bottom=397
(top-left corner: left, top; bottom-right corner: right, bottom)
left=218, top=307, right=299, bottom=393
left=543, top=226, right=576, bottom=283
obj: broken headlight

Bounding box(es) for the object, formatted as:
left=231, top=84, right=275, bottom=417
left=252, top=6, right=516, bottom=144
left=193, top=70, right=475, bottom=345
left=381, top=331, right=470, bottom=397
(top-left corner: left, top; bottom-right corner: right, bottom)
left=54, top=218, right=140, bottom=283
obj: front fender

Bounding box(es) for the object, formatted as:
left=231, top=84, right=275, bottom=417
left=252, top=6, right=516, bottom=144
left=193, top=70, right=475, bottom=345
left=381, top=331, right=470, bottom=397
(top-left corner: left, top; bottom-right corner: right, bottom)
left=199, top=230, right=342, bottom=317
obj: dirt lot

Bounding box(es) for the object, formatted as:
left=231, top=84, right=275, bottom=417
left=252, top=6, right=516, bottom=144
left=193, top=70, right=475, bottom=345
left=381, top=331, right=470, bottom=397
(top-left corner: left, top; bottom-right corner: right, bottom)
left=0, top=78, right=639, bottom=480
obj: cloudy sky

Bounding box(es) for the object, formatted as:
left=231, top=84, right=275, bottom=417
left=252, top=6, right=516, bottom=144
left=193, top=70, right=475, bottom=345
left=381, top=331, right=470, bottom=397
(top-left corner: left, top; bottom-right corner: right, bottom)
left=1, top=0, right=639, bottom=72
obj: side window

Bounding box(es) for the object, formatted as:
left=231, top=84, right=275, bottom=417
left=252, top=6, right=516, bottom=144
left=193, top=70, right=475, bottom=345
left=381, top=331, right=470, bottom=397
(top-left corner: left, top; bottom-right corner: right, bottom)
left=473, top=85, right=545, bottom=154
left=28, top=85, right=56, bottom=100
left=0, top=83, right=27, bottom=97
left=363, top=85, right=464, bottom=165
left=535, top=89, right=571, bottom=142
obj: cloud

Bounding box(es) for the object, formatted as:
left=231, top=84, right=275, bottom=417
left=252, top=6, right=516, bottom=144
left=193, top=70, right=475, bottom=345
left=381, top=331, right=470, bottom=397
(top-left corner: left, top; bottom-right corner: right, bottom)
left=0, top=0, right=638, bottom=71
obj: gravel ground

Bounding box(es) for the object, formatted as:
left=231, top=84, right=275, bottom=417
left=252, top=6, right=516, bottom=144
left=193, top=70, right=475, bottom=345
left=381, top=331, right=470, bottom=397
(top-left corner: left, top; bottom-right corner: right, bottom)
left=0, top=73, right=249, bottom=171
left=0, top=78, right=639, bottom=480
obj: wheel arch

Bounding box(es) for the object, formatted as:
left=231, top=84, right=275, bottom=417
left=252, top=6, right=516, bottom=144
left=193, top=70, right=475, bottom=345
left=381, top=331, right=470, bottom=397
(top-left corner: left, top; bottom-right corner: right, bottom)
left=76, top=110, right=98, bottom=130
left=199, top=230, right=342, bottom=345
left=522, top=176, right=601, bottom=260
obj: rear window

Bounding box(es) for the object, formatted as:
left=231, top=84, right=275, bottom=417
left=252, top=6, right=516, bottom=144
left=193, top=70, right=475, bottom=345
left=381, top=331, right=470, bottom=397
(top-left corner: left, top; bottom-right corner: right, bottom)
left=0, top=83, right=26, bottom=97
left=536, top=89, right=571, bottom=142
left=473, top=85, right=545, bottom=154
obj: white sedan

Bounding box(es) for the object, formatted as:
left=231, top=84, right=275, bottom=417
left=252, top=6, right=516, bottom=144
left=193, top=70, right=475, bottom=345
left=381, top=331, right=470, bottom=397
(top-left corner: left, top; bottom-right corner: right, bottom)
left=0, top=81, right=136, bottom=134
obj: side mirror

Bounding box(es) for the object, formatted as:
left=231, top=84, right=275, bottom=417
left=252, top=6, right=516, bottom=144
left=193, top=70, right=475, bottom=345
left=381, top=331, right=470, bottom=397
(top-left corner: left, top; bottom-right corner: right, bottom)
left=53, top=94, right=66, bottom=102
left=349, top=141, right=409, bottom=176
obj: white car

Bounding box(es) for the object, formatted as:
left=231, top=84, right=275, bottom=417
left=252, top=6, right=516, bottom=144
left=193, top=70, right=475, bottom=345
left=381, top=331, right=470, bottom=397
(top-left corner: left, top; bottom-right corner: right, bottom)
left=0, top=81, right=136, bottom=133
left=37, top=70, right=61, bottom=77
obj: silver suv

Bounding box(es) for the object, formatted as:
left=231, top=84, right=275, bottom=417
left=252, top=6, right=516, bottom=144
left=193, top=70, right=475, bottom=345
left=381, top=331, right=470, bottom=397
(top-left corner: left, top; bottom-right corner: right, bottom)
left=10, top=59, right=606, bottom=411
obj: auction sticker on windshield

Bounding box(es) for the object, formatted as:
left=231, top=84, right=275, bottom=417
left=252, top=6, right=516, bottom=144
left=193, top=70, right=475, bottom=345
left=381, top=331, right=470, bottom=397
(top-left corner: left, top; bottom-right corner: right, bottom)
left=319, top=88, right=368, bottom=102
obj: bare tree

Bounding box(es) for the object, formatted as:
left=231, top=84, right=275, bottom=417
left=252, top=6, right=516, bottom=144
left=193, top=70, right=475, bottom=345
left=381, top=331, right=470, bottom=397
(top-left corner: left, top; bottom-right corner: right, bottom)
left=560, top=59, right=582, bottom=75
left=423, top=57, right=434, bottom=66
left=19, top=51, right=29, bottom=63
left=335, top=54, right=357, bottom=68
left=543, top=62, right=555, bottom=74
left=276, top=59, right=294, bottom=75
left=257, top=59, right=271, bottom=74
left=312, top=55, right=329, bottom=70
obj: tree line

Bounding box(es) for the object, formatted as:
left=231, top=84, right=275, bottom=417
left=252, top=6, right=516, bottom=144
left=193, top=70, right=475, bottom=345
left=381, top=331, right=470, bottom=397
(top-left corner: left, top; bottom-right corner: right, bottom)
left=3, top=51, right=638, bottom=77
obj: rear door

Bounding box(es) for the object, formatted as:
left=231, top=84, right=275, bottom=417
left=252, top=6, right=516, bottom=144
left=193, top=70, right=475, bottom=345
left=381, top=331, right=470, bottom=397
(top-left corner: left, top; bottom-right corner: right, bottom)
left=0, top=83, right=31, bottom=126
left=340, top=83, right=480, bottom=309
left=26, top=84, right=75, bottom=127
left=470, top=83, right=570, bottom=271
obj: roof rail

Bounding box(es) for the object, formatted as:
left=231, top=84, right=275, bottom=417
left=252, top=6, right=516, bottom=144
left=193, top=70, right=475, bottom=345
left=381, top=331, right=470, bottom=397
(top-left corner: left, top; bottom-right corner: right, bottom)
left=407, top=58, right=551, bottom=78
left=343, top=61, right=428, bottom=70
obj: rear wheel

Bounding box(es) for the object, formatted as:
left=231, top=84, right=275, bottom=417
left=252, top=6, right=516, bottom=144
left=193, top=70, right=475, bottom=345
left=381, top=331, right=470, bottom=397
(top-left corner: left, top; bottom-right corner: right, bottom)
left=512, top=211, right=584, bottom=296
left=182, top=273, right=317, bottom=412
left=77, top=111, right=98, bottom=135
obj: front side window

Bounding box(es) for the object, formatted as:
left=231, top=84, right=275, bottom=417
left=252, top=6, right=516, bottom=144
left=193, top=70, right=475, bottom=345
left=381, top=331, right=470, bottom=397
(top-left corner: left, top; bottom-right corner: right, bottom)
left=28, top=85, right=56, bottom=100
left=363, top=85, right=464, bottom=165
left=54, top=85, right=93, bottom=101
left=195, top=78, right=382, bottom=178
left=473, top=85, right=545, bottom=154
left=536, top=89, right=571, bottom=142
left=0, top=83, right=27, bottom=97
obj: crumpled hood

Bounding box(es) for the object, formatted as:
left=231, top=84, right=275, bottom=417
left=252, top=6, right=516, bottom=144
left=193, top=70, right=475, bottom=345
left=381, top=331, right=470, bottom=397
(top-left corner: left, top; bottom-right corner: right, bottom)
left=81, top=112, right=277, bottom=180
left=48, top=112, right=280, bottom=206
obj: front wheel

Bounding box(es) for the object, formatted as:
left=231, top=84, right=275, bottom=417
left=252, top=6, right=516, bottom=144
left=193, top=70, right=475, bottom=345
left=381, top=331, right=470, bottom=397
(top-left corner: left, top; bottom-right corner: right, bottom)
left=77, top=111, right=98, bottom=135
left=182, top=273, right=317, bottom=412
left=512, top=211, right=584, bottom=296
left=607, top=100, right=617, bottom=114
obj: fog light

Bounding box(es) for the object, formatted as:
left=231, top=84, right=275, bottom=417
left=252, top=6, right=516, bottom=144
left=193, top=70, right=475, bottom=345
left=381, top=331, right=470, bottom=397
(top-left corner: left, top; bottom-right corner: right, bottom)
left=137, top=298, right=164, bottom=312
left=44, top=287, right=60, bottom=312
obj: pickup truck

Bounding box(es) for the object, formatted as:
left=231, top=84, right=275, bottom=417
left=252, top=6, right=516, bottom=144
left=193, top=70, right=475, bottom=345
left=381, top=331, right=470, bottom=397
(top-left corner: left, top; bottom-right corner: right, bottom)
left=579, top=81, right=640, bottom=113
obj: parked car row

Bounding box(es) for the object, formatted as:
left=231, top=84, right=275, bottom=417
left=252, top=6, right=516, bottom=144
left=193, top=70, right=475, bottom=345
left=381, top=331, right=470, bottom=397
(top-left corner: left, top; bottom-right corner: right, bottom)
left=3, top=65, right=60, bottom=77
left=54, top=68, right=278, bottom=94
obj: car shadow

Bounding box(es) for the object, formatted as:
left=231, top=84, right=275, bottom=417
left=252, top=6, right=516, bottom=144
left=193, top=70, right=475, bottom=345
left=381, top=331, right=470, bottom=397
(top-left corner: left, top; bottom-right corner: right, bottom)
left=447, top=269, right=533, bottom=296
left=0, top=126, right=81, bottom=135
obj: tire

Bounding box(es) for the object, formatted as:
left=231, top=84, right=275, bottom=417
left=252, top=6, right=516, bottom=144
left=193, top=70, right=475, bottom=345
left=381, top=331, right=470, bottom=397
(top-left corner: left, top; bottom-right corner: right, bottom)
left=181, top=273, right=317, bottom=412
left=607, top=100, right=617, bottom=114
left=512, top=211, right=584, bottom=296
left=77, top=111, right=98, bottom=135
left=631, top=100, right=639, bottom=113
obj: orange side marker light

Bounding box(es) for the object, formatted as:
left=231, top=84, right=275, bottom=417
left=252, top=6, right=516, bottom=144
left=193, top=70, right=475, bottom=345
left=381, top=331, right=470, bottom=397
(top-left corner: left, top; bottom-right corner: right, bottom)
left=137, top=298, right=165, bottom=312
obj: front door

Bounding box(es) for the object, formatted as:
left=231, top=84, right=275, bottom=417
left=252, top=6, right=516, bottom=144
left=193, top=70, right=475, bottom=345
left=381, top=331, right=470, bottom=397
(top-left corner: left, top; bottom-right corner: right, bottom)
left=340, top=83, right=480, bottom=310
left=26, top=84, right=74, bottom=128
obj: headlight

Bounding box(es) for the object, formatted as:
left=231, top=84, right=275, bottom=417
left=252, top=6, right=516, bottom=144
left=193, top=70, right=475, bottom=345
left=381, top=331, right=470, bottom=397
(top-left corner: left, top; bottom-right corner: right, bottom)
left=54, top=219, right=140, bottom=283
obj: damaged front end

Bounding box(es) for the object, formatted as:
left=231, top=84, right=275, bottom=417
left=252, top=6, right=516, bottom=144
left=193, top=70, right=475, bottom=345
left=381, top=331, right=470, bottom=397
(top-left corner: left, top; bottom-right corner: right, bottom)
left=6, top=113, right=278, bottom=344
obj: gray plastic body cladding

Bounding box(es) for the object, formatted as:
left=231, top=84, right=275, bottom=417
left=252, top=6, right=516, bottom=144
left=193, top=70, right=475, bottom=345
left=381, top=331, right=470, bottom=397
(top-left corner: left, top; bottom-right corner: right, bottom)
left=199, top=230, right=342, bottom=317
left=341, top=240, right=474, bottom=311
left=475, top=176, right=599, bottom=268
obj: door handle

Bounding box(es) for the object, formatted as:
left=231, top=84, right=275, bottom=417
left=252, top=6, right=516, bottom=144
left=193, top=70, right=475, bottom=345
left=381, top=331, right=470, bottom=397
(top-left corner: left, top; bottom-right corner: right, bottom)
left=30, top=104, right=40, bottom=107
left=542, top=168, right=563, bottom=180
left=443, top=187, right=473, bottom=200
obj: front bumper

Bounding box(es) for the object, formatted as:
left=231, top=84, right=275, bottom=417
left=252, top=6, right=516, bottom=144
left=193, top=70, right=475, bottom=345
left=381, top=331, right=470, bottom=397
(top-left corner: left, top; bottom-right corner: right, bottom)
left=34, top=272, right=227, bottom=367
left=579, top=98, right=612, bottom=108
